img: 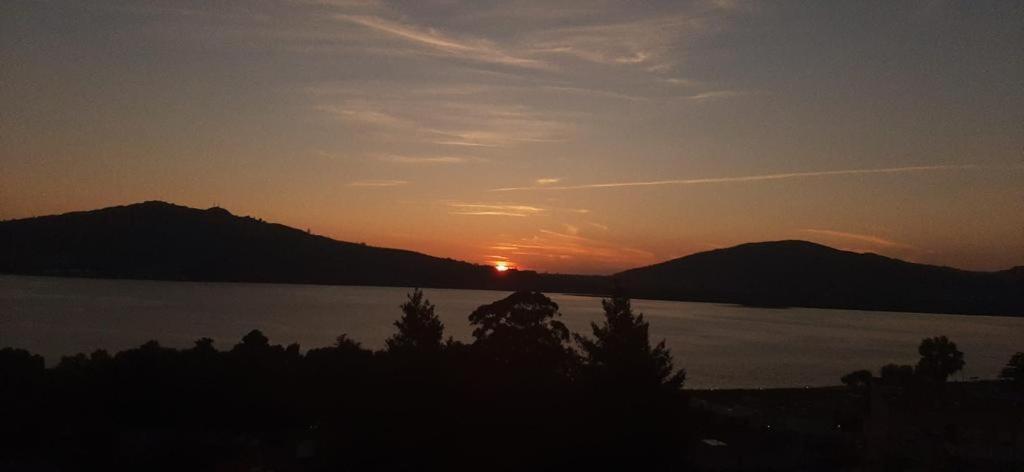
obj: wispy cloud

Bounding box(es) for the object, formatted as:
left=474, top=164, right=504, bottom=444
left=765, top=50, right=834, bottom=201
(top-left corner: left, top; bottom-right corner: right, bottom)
left=536, top=177, right=561, bottom=185
left=663, top=77, right=698, bottom=86
left=801, top=229, right=913, bottom=249
left=425, top=124, right=570, bottom=147
left=348, top=179, right=408, bottom=187
left=312, top=149, right=345, bottom=159
left=488, top=229, right=654, bottom=265
left=292, top=0, right=384, bottom=10
left=685, top=90, right=746, bottom=101
left=539, top=85, right=650, bottom=102
left=452, top=211, right=530, bottom=217
left=523, top=16, right=699, bottom=71
left=313, top=87, right=575, bottom=147
left=378, top=155, right=477, bottom=164
left=447, top=202, right=546, bottom=217
left=316, top=105, right=408, bottom=127
left=433, top=140, right=503, bottom=147
left=492, top=165, right=977, bottom=191
left=336, top=15, right=547, bottom=68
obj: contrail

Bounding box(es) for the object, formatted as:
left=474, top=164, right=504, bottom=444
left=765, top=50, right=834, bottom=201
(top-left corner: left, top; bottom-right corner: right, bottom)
left=491, top=164, right=976, bottom=191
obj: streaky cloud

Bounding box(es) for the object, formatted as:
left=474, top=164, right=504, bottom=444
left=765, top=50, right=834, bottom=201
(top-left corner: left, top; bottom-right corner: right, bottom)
left=450, top=211, right=529, bottom=217
left=348, top=179, right=408, bottom=187
left=434, top=140, right=503, bottom=147
left=336, top=15, right=547, bottom=68
left=801, top=229, right=913, bottom=249
left=523, top=16, right=696, bottom=70
left=540, top=85, right=649, bottom=102
left=491, top=165, right=977, bottom=191
left=317, top=106, right=408, bottom=127
left=379, top=155, right=473, bottom=164
left=447, top=203, right=546, bottom=214
left=490, top=228, right=655, bottom=264
left=685, top=90, right=746, bottom=101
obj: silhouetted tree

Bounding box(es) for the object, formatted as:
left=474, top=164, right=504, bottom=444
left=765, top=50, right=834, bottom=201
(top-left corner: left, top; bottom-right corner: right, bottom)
left=1000, top=352, right=1024, bottom=386
left=0, top=347, right=44, bottom=379
left=841, top=369, right=873, bottom=389
left=468, top=290, right=574, bottom=372
left=385, top=288, right=444, bottom=355
left=576, top=295, right=685, bottom=392
left=0, top=348, right=48, bottom=458
left=303, top=334, right=374, bottom=382
left=879, top=363, right=915, bottom=386
left=234, top=329, right=270, bottom=353
left=0, top=348, right=45, bottom=398
left=333, top=333, right=368, bottom=354
left=461, top=292, right=582, bottom=467
left=915, top=336, right=964, bottom=383
left=193, top=337, right=216, bottom=352
left=570, top=295, right=689, bottom=468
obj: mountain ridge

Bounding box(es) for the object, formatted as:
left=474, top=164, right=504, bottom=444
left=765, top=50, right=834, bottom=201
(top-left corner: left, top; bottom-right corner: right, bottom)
left=621, top=239, right=986, bottom=276
left=1, top=201, right=1020, bottom=316
left=615, top=239, right=1021, bottom=315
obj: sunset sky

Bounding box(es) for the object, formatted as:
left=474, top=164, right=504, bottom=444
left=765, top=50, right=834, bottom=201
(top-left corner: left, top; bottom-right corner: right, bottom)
left=2, top=0, right=1022, bottom=274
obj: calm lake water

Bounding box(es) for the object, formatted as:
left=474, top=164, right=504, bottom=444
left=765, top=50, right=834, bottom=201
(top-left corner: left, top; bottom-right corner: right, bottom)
left=2, top=275, right=1022, bottom=389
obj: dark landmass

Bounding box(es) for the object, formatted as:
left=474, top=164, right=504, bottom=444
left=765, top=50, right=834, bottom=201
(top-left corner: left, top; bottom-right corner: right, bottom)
left=689, top=380, right=1024, bottom=470
left=0, top=201, right=608, bottom=294
left=1, top=201, right=1020, bottom=315
left=616, top=240, right=1024, bottom=315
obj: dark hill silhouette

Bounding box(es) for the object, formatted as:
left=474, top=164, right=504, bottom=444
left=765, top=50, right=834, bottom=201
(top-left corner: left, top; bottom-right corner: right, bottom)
left=615, top=240, right=1023, bottom=315
left=0, top=201, right=604, bottom=293
left=1, top=202, right=1020, bottom=315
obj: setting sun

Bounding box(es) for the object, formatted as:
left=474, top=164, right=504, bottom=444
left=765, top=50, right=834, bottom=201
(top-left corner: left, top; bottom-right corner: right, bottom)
left=2, top=2, right=1022, bottom=468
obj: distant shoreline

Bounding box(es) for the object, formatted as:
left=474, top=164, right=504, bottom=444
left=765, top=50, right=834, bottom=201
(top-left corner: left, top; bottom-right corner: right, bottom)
left=3, top=201, right=1020, bottom=317
left=3, top=272, right=1022, bottom=320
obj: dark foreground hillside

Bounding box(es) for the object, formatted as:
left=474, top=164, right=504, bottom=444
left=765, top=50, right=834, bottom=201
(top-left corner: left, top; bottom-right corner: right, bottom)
left=689, top=381, right=1024, bottom=470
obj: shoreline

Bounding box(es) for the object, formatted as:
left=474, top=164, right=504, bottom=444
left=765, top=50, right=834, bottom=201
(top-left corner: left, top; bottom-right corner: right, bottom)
left=3, top=272, right=1021, bottom=319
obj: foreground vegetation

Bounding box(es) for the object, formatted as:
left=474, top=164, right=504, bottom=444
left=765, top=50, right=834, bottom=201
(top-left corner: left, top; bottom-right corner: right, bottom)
left=1, top=290, right=1022, bottom=470
left=1, top=290, right=688, bottom=470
